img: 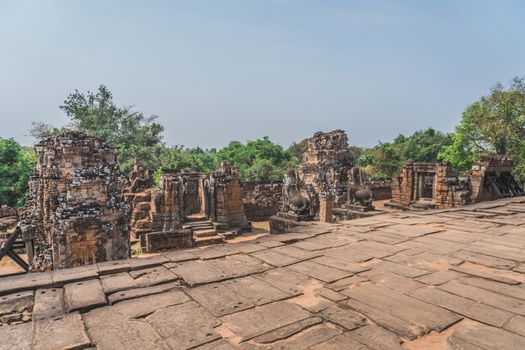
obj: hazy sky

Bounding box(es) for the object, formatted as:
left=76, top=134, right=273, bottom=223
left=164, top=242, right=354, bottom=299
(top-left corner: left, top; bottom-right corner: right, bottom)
left=1, top=1, right=524, bottom=148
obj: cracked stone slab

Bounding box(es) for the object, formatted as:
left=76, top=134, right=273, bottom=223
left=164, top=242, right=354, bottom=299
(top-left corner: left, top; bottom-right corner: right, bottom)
left=0, top=290, right=33, bottom=316
left=193, top=339, right=236, bottom=350
left=146, top=301, right=221, bottom=350
left=310, top=333, right=372, bottom=350
left=88, top=318, right=170, bottom=350
left=64, top=279, right=107, bottom=313
left=33, top=313, right=91, bottom=350
left=267, top=323, right=343, bottom=350
left=221, top=301, right=312, bottom=341
left=253, top=316, right=322, bottom=344
left=408, top=286, right=513, bottom=327
left=107, top=281, right=181, bottom=305
left=448, top=323, right=525, bottom=350
left=349, top=325, right=404, bottom=350
left=318, top=305, right=367, bottom=330
left=342, top=283, right=462, bottom=337
left=129, top=255, right=169, bottom=270
left=129, top=266, right=178, bottom=287
left=32, top=288, right=64, bottom=321
left=0, top=272, right=53, bottom=296
left=288, top=260, right=352, bottom=283
left=83, top=290, right=191, bottom=328
left=187, top=283, right=254, bottom=316
left=97, top=260, right=131, bottom=275
left=250, top=249, right=300, bottom=267
left=52, top=265, right=99, bottom=286
left=170, top=260, right=228, bottom=286
left=100, top=272, right=138, bottom=294
left=0, top=321, right=32, bottom=350
left=222, top=276, right=293, bottom=306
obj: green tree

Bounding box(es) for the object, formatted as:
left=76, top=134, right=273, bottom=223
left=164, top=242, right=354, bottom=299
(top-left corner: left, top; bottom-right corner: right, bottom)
left=59, top=85, right=164, bottom=173
left=0, top=138, right=36, bottom=207
left=439, top=77, right=525, bottom=181
left=215, top=137, right=298, bottom=181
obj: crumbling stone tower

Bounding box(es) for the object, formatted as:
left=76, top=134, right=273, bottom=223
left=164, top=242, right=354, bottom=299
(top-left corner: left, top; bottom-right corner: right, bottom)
left=21, top=131, right=130, bottom=270
left=297, top=130, right=355, bottom=209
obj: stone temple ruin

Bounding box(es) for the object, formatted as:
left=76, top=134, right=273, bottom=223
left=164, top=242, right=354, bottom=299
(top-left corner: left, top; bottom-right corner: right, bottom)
left=389, top=156, right=524, bottom=210
left=271, top=130, right=378, bottom=232
left=18, top=131, right=130, bottom=271
left=127, top=160, right=251, bottom=252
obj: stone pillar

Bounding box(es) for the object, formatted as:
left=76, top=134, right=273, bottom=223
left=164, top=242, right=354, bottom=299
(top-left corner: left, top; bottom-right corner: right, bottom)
left=318, top=197, right=334, bottom=223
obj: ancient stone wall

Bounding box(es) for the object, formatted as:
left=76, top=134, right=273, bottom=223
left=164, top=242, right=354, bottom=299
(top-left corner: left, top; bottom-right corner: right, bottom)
left=363, top=180, right=392, bottom=200
left=209, top=162, right=251, bottom=231
left=20, top=131, right=130, bottom=270
left=241, top=181, right=282, bottom=221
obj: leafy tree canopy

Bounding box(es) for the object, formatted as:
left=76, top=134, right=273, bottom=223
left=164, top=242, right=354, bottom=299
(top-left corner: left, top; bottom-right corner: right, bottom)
left=439, top=77, right=525, bottom=181
left=58, top=85, right=165, bottom=173
left=0, top=138, right=36, bottom=207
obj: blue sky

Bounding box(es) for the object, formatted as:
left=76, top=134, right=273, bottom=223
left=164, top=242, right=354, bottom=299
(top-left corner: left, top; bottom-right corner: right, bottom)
left=1, top=0, right=524, bottom=148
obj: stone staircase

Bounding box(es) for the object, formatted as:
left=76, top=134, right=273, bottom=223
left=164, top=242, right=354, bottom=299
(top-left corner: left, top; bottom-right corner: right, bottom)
left=182, top=216, right=225, bottom=247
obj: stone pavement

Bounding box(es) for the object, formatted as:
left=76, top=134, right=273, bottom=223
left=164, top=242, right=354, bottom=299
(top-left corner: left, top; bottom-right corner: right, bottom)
left=2, top=197, right=525, bottom=349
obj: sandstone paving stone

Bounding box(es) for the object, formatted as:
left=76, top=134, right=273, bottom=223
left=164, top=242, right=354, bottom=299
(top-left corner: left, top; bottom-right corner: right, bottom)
left=161, top=249, right=198, bottom=262
left=100, top=272, right=138, bottom=294
left=348, top=324, right=404, bottom=350
left=416, top=270, right=463, bottom=286
left=88, top=318, right=170, bottom=350
left=318, top=304, right=367, bottom=330
left=325, top=275, right=369, bottom=292
left=222, top=276, right=292, bottom=306
left=310, top=333, right=371, bottom=350
left=194, top=339, right=237, bottom=350
left=83, top=290, right=191, bottom=328
left=267, top=324, right=343, bottom=350
left=250, top=249, right=300, bottom=267
left=452, top=250, right=518, bottom=270
left=146, top=301, right=221, bottom=350
left=0, top=321, right=32, bottom=350
left=32, top=288, right=64, bottom=321
left=314, top=287, right=347, bottom=302
left=408, top=286, right=513, bottom=327
left=464, top=241, right=525, bottom=262
left=344, top=298, right=423, bottom=340
left=448, top=323, right=525, bottom=350
left=107, top=281, right=182, bottom=305
left=0, top=290, right=33, bottom=316
left=439, top=280, right=525, bottom=315
left=459, top=276, right=525, bottom=300
left=64, top=278, right=107, bottom=312
left=287, top=260, right=352, bottom=283
left=97, top=260, right=131, bottom=275
left=187, top=283, right=254, bottom=316
left=170, top=259, right=227, bottom=286
left=0, top=272, right=53, bottom=296
left=342, top=284, right=462, bottom=335
left=504, top=315, right=525, bottom=337
left=252, top=316, right=322, bottom=344
left=129, top=265, right=178, bottom=287
left=129, top=255, right=169, bottom=270
left=450, top=265, right=521, bottom=285
left=387, top=251, right=463, bottom=271
left=221, top=301, right=312, bottom=341
left=33, top=313, right=91, bottom=350
left=367, top=260, right=430, bottom=278
left=52, top=265, right=99, bottom=286
left=271, top=245, right=322, bottom=260
left=381, top=224, right=442, bottom=238
left=362, top=270, right=425, bottom=292
left=313, top=255, right=369, bottom=273
left=254, top=268, right=310, bottom=296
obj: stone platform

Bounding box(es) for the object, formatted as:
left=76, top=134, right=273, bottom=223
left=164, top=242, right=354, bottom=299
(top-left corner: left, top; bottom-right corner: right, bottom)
left=2, top=197, right=525, bottom=349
